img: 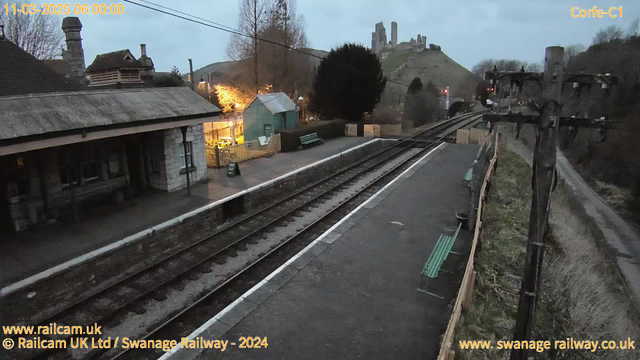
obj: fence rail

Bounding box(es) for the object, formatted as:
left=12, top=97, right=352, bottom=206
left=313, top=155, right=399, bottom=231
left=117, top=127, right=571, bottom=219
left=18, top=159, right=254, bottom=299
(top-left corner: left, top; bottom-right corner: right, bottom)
left=437, top=132, right=500, bottom=360
left=206, top=134, right=281, bottom=168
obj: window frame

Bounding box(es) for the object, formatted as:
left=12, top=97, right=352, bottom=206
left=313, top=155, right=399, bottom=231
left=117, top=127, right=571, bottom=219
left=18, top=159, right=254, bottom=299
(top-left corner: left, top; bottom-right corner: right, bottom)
left=179, top=141, right=194, bottom=169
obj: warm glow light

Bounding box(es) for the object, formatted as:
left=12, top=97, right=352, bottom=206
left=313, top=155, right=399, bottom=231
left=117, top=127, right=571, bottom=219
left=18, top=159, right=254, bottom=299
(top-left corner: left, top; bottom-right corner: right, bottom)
left=214, top=84, right=274, bottom=113
left=228, top=121, right=233, bottom=126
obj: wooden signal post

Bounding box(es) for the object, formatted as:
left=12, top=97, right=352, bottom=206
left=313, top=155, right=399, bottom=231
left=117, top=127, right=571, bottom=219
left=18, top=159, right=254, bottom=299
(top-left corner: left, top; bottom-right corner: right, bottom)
left=482, top=46, right=617, bottom=360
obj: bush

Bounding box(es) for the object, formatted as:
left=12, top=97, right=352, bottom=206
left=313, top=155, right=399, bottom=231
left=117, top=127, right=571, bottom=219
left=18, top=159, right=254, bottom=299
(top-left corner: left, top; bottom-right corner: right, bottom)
left=278, top=119, right=345, bottom=152
left=367, top=105, right=401, bottom=124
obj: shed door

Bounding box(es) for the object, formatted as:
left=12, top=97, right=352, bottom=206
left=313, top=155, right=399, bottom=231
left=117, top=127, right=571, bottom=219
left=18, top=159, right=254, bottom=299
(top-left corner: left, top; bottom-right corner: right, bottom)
left=264, top=124, right=273, bottom=137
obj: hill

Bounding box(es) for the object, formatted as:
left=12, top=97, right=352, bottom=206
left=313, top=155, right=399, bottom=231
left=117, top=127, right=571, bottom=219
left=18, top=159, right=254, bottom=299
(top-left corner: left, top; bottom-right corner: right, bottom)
left=186, top=48, right=328, bottom=87
left=380, top=46, right=479, bottom=105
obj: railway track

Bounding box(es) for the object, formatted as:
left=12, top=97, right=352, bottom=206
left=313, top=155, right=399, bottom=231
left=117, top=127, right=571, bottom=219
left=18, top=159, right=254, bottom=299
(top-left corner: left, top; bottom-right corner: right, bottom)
left=8, top=111, right=484, bottom=360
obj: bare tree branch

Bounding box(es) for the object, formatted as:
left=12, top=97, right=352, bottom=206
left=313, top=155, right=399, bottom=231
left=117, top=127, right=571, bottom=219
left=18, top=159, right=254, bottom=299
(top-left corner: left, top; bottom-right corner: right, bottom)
left=592, top=25, right=624, bottom=45
left=0, top=0, right=64, bottom=59
left=627, top=18, right=640, bottom=38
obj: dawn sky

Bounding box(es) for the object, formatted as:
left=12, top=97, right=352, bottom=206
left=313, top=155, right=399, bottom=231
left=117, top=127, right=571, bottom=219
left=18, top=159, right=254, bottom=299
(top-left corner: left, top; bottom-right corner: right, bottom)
left=42, top=0, right=640, bottom=73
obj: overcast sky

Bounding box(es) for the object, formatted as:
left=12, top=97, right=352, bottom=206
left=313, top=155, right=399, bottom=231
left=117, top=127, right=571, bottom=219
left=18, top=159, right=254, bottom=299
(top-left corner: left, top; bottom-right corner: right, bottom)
left=48, top=0, right=640, bottom=73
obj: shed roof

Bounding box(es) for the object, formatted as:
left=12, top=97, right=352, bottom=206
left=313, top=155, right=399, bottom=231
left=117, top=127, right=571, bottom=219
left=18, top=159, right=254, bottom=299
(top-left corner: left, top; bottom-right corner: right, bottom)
left=0, top=87, right=221, bottom=141
left=249, top=93, right=298, bottom=115
left=86, top=49, right=143, bottom=73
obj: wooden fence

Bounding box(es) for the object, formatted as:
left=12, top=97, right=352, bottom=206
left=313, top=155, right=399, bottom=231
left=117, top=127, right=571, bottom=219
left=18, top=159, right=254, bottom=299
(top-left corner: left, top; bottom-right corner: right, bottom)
left=206, top=133, right=281, bottom=168
left=437, top=132, right=500, bottom=360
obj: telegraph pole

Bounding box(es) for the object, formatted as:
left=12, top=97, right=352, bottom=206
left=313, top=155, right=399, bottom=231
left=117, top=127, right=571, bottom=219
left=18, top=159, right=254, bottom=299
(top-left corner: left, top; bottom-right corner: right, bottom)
left=482, top=46, right=618, bottom=360
left=511, top=46, right=563, bottom=360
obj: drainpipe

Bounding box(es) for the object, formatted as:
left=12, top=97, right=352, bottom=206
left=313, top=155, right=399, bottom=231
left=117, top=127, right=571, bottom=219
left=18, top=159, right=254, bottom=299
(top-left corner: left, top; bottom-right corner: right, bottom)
left=180, top=126, right=191, bottom=195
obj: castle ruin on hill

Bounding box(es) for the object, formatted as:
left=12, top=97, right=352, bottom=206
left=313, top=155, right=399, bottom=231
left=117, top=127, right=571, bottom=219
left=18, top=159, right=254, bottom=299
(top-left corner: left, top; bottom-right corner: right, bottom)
left=371, top=21, right=427, bottom=55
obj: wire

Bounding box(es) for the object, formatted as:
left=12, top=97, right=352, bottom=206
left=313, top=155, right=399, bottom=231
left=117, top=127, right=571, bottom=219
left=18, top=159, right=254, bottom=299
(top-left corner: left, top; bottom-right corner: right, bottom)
left=123, top=0, right=410, bottom=87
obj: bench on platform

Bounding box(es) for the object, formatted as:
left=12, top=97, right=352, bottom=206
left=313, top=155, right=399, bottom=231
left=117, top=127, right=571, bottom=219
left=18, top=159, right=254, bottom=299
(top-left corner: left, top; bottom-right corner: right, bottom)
left=299, top=132, right=324, bottom=148
left=418, top=223, right=462, bottom=298
left=463, top=168, right=473, bottom=182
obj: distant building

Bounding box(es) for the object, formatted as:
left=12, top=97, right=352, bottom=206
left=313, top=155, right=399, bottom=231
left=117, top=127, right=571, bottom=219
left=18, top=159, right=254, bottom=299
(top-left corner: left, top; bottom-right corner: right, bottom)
left=370, top=21, right=426, bottom=55
left=86, top=48, right=151, bottom=87
left=242, top=93, right=298, bottom=141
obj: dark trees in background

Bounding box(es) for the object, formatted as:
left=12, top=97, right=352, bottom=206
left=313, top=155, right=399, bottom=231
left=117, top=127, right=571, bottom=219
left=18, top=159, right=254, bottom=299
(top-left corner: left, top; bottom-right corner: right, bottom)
left=226, top=0, right=310, bottom=96
left=404, top=77, right=427, bottom=126
left=155, top=66, right=185, bottom=87
left=403, top=77, right=441, bottom=126
left=558, top=28, right=640, bottom=219
left=309, top=43, right=386, bottom=121
left=592, top=25, right=624, bottom=45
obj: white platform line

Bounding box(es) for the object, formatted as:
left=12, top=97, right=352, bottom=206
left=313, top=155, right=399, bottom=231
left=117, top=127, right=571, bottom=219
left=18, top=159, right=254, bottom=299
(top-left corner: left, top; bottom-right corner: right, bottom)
left=159, top=142, right=446, bottom=359
left=1, top=139, right=388, bottom=297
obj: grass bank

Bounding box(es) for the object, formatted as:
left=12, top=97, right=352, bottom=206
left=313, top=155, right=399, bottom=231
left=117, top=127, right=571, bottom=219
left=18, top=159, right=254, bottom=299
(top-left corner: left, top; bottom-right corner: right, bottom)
left=455, top=147, right=639, bottom=359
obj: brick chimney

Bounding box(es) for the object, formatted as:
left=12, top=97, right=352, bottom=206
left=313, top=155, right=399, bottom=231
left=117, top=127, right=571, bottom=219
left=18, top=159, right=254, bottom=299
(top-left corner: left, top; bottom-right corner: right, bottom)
left=138, top=43, right=155, bottom=85
left=61, top=17, right=86, bottom=83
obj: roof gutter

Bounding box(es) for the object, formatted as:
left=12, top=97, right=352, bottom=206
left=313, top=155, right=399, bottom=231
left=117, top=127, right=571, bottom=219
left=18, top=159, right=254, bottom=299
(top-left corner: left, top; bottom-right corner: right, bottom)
left=0, top=113, right=220, bottom=156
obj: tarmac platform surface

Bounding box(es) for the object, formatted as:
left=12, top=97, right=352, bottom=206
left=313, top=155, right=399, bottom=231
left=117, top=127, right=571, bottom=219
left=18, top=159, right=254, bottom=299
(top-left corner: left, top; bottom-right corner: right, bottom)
left=0, top=137, right=371, bottom=287
left=170, top=143, right=480, bottom=360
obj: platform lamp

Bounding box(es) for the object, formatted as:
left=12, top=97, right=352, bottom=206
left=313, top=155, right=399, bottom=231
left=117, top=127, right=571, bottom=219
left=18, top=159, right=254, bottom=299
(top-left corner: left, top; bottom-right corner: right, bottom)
left=298, top=96, right=305, bottom=122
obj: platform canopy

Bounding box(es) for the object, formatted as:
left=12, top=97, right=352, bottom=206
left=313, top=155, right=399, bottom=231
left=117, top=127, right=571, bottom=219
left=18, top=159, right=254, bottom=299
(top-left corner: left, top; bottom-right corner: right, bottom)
left=0, top=87, right=221, bottom=155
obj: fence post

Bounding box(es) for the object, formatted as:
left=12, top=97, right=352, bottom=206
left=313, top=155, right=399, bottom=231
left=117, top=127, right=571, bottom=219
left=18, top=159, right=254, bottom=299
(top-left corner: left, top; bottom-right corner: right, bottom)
left=215, top=145, right=220, bottom=168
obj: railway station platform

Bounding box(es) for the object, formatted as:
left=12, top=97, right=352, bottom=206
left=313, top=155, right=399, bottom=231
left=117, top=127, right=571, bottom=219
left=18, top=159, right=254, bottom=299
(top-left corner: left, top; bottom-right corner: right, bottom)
left=169, top=143, right=481, bottom=360
left=0, top=137, right=372, bottom=287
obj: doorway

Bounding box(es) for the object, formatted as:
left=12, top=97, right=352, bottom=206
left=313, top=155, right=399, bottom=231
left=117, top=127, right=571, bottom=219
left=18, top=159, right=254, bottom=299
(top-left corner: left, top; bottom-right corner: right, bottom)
left=126, top=143, right=144, bottom=192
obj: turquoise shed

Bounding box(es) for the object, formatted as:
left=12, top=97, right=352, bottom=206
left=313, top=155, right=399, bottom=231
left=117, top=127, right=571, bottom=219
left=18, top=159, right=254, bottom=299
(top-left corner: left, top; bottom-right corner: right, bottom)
left=242, top=93, right=299, bottom=141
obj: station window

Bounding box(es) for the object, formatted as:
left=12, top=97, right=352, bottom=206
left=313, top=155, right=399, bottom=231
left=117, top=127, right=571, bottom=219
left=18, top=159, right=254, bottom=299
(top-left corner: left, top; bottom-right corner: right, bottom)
left=59, top=148, right=100, bottom=187
left=107, top=151, right=122, bottom=178
left=180, top=142, right=194, bottom=169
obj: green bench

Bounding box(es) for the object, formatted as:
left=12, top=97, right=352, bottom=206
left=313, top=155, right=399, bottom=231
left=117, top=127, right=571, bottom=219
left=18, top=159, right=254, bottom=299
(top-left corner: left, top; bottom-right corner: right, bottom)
left=418, top=223, right=462, bottom=298
left=463, top=168, right=473, bottom=181
left=299, top=132, right=323, bottom=148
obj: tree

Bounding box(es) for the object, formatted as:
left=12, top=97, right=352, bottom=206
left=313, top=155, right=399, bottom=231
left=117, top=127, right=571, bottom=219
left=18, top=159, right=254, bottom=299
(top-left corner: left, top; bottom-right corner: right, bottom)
left=154, top=66, right=185, bottom=87
left=627, top=18, right=640, bottom=38
left=592, top=25, right=624, bottom=44
left=259, top=0, right=309, bottom=94
left=0, top=0, right=63, bottom=59
left=227, top=0, right=269, bottom=93
left=309, top=43, right=386, bottom=121
left=564, top=44, right=585, bottom=66
left=472, top=58, right=534, bottom=78
left=404, top=77, right=427, bottom=126
left=423, top=81, right=442, bottom=124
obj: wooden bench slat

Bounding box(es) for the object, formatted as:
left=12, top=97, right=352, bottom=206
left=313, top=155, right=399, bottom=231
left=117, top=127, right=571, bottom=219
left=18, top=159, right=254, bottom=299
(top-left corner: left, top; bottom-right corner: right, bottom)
left=421, top=223, right=464, bottom=279
left=464, top=168, right=473, bottom=181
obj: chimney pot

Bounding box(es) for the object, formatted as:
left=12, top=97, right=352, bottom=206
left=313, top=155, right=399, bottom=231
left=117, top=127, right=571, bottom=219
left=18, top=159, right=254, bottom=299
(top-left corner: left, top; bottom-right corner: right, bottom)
left=61, top=17, right=86, bottom=84
left=140, top=44, right=147, bottom=57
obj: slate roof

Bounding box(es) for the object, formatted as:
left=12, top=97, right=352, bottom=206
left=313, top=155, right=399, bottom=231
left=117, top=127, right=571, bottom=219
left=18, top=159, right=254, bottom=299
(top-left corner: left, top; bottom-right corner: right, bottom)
left=0, top=87, right=221, bottom=142
left=0, top=37, right=82, bottom=96
left=42, top=59, right=69, bottom=76
left=86, top=49, right=144, bottom=73
left=249, top=93, right=298, bottom=115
